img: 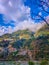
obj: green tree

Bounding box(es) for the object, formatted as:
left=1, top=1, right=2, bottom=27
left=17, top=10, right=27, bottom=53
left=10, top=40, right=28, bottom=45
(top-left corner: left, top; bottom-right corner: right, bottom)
left=28, top=61, right=34, bottom=65
left=40, top=60, right=48, bottom=65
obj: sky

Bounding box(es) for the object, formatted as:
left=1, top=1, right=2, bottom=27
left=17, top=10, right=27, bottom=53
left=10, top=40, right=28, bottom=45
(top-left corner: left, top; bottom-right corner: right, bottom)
left=0, top=0, right=49, bottom=35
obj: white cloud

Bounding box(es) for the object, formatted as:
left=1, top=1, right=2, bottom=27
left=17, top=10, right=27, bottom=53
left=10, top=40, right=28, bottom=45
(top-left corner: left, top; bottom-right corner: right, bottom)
left=0, top=0, right=48, bottom=36
left=46, top=16, right=49, bottom=24
left=0, top=5, right=6, bottom=14
left=0, top=0, right=30, bottom=22
left=0, top=18, right=45, bottom=36
left=0, top=26, right=13, bottom=36
left=39, top=12, right=42, bottom=16
left=7, top=26, right=13, bottom=33
left=0, top=26, right=6, bottom=36
left=8, top=1, right=13, bottom=7
left=14, top=19, right=45, bottom=32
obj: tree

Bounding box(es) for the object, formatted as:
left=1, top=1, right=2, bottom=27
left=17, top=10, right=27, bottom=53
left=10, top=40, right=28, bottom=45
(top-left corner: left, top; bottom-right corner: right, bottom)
left=40, top=60, right=48, bottom=65
left=25, top=0, right=49, bottom=25
left=32, top=0, right=49, bottom=25
left=28, top=61, right=34, bottom=65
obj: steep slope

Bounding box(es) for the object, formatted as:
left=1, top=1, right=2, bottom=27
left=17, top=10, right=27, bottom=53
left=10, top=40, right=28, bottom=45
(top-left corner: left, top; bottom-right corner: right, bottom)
left=34, top=24, right=49, bottom=37
left=32, top=24, right=49, bottom=50
left=31, top=25, right=49, bottom=59
left=0, top=29, right=35, bottom=49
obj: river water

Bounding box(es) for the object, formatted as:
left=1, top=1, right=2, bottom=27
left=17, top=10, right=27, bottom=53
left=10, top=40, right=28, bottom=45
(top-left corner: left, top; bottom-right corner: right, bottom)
left=0, top=61, right=40, bottom=65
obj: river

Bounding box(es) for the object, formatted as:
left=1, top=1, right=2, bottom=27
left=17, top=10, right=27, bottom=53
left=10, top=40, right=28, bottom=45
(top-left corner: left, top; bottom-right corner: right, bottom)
left=0, top=61, right=40, bottom=65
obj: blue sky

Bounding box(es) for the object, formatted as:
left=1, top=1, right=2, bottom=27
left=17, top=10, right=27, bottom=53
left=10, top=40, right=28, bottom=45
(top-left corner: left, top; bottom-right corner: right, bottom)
left=0, top=0, right=49, bottom=35
left=24, top=0, right=49, bottom=22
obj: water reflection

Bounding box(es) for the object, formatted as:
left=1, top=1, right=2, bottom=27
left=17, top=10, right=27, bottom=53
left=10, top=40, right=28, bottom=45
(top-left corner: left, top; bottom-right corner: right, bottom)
left=0, top=61, right=28, bottom=65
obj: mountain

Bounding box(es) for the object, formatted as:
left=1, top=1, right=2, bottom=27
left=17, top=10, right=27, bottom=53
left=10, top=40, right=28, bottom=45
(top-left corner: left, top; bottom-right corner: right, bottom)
left=0, top=24, right=49, bottom=60
left=0, top=29, right=35, bottom=49
left=0, top=24, right=49, bottom=49
left=31, top=25, right=49, bottom=59
left=32, top=24, right=49, bottom=50
left=34, top=24, right=49, bottom=37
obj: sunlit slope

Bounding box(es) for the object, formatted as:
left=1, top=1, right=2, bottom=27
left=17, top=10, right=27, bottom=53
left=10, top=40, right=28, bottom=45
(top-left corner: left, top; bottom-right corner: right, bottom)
left=0, top=29, right=35, bottom=49
left=34, top=25, right=49, bottom=37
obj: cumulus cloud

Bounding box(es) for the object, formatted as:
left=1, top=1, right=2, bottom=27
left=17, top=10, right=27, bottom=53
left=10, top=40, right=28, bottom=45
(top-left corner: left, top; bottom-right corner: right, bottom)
left=0, top=0, right=47, bottom=36
left=46, top=16, right=49, bottom=24
left=0, top=26, right=14, bottom=36
left=14, top=19, right=45, bottom=32
left=0, top=0, right=30, bottom=23
left=0, top=18, right=45, bottom=36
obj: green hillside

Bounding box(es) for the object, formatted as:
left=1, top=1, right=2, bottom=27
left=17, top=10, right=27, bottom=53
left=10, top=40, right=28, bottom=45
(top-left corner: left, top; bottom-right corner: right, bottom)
left=0, top=29, right=35, bottom=49
left=31, top=25, right=49, bottom=60
left=34, top=25, right=49, bottom=37
left=0, top=24, right=49, bottom=60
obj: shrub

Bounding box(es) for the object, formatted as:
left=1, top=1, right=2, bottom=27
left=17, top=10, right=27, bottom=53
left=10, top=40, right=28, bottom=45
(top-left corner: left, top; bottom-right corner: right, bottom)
left=28, top=61, right=34, bottom=65
left=40, top=60, right=48, bottom=65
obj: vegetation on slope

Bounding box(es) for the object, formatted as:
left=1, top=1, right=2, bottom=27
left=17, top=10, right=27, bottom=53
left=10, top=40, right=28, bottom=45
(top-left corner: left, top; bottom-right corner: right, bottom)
left=0, top=24, right=49, bottom=60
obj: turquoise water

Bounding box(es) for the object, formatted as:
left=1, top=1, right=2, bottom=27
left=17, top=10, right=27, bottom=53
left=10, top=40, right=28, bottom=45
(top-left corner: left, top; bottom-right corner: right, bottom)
left=0, top=61, right=40, bottom=65
left=1, top=61, right=49, bottom=65
left=0, top=61, right=28, bottom=65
